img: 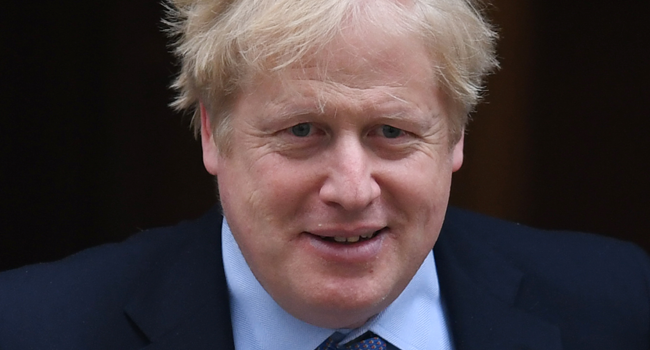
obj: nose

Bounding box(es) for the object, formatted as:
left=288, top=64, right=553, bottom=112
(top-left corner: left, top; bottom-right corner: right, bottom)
left=319, top=136, right=381, bottom=211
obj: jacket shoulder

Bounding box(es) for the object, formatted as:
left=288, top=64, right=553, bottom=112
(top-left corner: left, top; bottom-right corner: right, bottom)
left=0, top=206, right=223, bottom=349
left=443, top=206, right=650, bottom=274
left=440, top=207, right=650, bottom=348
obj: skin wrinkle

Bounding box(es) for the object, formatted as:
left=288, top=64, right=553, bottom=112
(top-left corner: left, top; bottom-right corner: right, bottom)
left=263, top=83, right=432, bottom=121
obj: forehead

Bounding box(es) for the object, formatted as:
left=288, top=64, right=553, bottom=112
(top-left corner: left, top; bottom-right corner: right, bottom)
left=243, top=27, right=436, bottom=97
left=232, top=30, right=443, bottom=128
left=319, top=32, right=430, bottom=83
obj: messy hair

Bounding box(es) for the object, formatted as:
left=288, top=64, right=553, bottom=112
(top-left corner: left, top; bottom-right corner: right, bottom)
left=165, top=0, right=498, bottom=150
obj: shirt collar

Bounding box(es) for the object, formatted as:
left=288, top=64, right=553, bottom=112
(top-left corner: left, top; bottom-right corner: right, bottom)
left=222, top=219, right=452, bottom=350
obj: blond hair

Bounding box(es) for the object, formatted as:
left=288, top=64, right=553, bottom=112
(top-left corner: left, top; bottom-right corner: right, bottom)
left=165, top=0, right=498, bottom=150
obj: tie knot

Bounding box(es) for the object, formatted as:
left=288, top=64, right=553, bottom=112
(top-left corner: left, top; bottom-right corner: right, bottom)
left=316, top=334, right=388, bottom=350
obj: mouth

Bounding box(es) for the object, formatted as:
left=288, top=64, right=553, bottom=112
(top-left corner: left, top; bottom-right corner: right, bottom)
left=312, top=228, right=386, bottom=244
left=304, top=227, right=387, bottom=262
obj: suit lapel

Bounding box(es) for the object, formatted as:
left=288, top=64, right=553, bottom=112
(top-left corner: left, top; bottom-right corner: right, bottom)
left=124, top=207, right=236, bottom=350
left=435, top=209, right=563, bottom=350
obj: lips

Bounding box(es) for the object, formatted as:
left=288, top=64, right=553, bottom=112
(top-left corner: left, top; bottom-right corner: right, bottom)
left=304, top=227, right=387, bottom=263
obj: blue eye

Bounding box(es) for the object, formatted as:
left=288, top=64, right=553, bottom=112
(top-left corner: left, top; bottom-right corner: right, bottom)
left=291, top=123, right=311, bottom=137
left=381, top=125, right=402, bottom=139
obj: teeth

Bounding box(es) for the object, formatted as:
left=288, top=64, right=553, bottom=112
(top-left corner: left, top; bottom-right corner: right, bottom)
left=333, top=236, right=360, bottom=243
left=330, top=231, right=380, bottom=243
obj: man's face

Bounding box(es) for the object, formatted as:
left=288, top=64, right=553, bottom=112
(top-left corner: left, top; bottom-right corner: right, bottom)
left=201, top=28, right=464, bottom=328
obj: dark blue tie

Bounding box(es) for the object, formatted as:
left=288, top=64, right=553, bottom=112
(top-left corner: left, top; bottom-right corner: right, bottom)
left=315, top=334, right=388, bottom=350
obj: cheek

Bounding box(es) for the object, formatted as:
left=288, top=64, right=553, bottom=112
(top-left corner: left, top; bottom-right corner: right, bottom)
left=257, top=157, right=323, bottom=200
left=384, top=154, right=453, bottom=205
left=381, top=154, right=452, bottom=244
left=220, top=155, right=319, bottom=230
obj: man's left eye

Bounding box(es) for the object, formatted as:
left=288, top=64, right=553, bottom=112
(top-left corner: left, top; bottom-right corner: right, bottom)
left=291, top=123, right=312, bottom=137
left=381, top=125, right=403, bottom=139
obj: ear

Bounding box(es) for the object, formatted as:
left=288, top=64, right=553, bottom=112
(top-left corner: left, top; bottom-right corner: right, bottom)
left=451, top=132, right=464, bottom=172
left=200, top=103, right=220, bottom=176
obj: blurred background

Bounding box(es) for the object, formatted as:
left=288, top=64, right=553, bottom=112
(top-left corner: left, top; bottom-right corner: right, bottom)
left=1, top=0, right=648, bottom=271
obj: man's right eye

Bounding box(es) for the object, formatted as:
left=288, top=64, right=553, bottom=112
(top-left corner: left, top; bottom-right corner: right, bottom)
left=291, top=123, right=311, bottom=137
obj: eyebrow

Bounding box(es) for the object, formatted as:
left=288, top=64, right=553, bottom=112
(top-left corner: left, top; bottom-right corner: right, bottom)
left=262, top=83, right=440, bottom=124
left=270, top=102, right=324, bottom=120
left=272, top=95, right=433, bottom=119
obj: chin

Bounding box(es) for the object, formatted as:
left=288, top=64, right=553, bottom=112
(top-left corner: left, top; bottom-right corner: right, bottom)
left=283, top=279, right=399, bottom=328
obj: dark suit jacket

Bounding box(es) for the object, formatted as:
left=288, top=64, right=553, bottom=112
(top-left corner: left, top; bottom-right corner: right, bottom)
left=1, top=206, right=648, bottom=349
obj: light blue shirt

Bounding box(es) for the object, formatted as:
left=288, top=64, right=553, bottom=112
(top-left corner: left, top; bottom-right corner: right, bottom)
left=222, top=219, right=454, bottom=350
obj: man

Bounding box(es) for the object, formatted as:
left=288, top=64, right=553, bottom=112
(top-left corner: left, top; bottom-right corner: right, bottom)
left=1, top=0, right=648, bottom=349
